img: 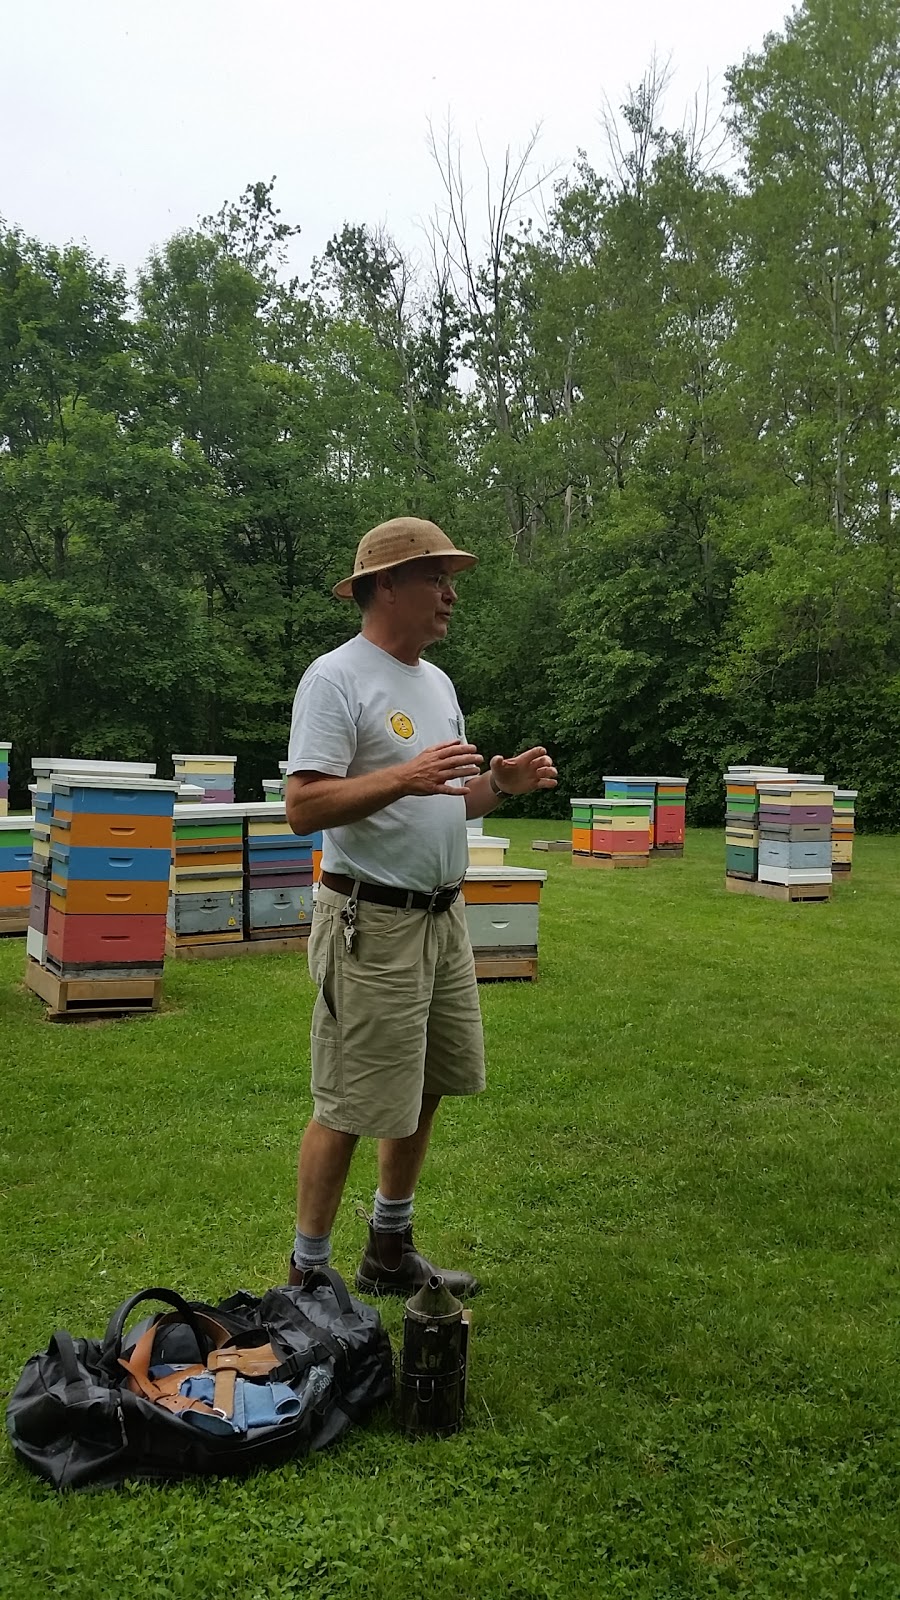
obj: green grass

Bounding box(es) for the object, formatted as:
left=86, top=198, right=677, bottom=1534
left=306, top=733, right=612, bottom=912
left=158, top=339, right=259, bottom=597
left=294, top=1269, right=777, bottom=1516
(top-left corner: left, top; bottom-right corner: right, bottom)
left=2, top=825, right=900, bottom=1599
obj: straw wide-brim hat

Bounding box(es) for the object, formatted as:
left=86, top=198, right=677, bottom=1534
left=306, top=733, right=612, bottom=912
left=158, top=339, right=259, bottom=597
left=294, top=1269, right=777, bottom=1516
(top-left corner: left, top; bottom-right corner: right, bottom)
left=333, top=517, right=478, bottom=599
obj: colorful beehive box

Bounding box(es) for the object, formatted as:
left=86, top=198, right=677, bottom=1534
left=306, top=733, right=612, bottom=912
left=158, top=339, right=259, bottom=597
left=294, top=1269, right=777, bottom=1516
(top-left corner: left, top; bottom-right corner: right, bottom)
left=653, top=778, right=688, bottom=851
left=168, top=802, right=244, bottom=949
left=44, top=775, right=179, bottom=989
left=172, top=754, right=237, bottom=806
left=832, top=790, right=857, bottom=875
left=603, top=776, right=657, bottom=843
left=462, top=865, right=546, bottom=980
left=243, top=802, right=320, bottom=939
left=757, top=782, right=834, bottom=891
left=0, top=813, right=33, bottom=933
left=467, top=834, right=509, bottom=868
left=571, top=798, right=603, bottom=857
left=262, top=777, right=285, bottom=803
left=591, top=797, right=652, bottom=862
left=725, top=825, right=759, bottom=880
left=0, top=741, right=10, bottom=816
left=723, top=767, right=818, bottom=881
left=29, top=760, right=158, bottom=967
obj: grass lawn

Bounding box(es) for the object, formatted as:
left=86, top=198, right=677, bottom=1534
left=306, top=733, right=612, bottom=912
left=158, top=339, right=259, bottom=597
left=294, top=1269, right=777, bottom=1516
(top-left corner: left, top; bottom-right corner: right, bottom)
left=2, top=823, right=900, bottom=1599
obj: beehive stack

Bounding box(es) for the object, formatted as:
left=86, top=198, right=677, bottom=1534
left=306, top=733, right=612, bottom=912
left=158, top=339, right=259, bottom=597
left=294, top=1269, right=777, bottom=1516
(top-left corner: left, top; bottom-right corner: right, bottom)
left=0, top=814, right=33, bottom=934
left=25, top=773, right=179, bottom=1018
left=172, top=755, right=237, bottom=806
left=167, top=803, right=244, bottom=954
left=28, top=760, right=157, bottom=975
left=831, top=790, right=857, bottom=876
left=462, top=865, right=546, bottom=980
left=571, top=798, right=602, bottom=859
left=0, top=741, right=10, bottom=816
left=653, top=778, right=688, bottom=855
left=603, top=776, right=657, bottom=841
left=262, top=778, right=285, bottom=803
left=243, top=803, right=318, bottom=944
left=582, top=796, right=652, bottom=869
left=467, top=833, right=509, bottom=868
left=724, top=767, right=790, bottom=883
left=755, top=780, right=834, bottom=902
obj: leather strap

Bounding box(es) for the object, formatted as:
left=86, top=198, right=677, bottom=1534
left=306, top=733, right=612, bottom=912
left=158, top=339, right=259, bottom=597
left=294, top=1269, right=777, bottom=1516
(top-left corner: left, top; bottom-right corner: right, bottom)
left=120, top=1329, right=292, bottom=1421
left=320, top=871, right=461, bottom=913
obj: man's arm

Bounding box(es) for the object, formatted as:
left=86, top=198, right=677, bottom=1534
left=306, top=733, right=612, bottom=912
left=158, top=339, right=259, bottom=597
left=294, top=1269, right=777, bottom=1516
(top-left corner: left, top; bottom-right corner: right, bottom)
left=286, top=741, right=484, bottom=835
left=464, top=773, right=506, bottom=821
left=464, top=747, right=559, bottom=820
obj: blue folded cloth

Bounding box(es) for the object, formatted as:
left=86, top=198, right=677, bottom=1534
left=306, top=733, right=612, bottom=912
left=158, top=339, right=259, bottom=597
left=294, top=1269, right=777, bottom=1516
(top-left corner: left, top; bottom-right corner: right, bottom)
left=145, top=1363, right=331, bottom=1434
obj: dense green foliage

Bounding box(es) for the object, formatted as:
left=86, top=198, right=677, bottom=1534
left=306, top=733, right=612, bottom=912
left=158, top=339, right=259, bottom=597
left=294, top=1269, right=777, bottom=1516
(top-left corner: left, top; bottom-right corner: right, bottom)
left=2, top=0, right=899, bottom=823
left=3, top=825, right=900, bottom=1597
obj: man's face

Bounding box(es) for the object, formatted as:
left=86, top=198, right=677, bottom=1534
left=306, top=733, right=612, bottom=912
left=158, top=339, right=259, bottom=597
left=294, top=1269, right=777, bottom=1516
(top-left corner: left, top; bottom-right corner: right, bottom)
left=390, top=560, right=460, bottom=644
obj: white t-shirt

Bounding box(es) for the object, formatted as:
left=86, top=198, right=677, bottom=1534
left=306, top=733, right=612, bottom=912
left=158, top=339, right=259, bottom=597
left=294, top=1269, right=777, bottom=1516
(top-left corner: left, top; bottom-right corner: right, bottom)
left=286, top=634, right=470, bottom=892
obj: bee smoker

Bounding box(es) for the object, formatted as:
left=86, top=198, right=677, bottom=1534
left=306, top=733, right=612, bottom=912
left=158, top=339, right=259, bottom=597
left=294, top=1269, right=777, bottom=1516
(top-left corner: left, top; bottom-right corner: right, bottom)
left=399, top=1274, right=471, bottom=1437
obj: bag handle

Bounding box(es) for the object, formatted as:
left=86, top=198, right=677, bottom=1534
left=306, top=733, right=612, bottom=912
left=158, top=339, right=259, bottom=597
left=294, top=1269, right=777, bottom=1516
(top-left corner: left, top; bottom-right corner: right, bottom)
left=103, top=1287, right=211, bottom=1362
left=299, top=1266, right=355, bottom=1317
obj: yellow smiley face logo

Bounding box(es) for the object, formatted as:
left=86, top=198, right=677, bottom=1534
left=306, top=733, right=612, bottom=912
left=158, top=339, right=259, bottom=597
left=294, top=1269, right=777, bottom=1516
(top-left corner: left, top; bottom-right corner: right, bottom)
left=388, top=710, right=416, bottom=741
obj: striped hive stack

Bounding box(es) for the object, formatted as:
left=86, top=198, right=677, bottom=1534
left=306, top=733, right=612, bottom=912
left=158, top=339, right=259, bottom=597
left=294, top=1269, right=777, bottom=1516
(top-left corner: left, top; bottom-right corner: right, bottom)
left=0, top=814, right=33, bottom=934
left=653, top=779, right=688, bottom=855
left=832, top=790, right=857, bottom=876
left=756, top=780, right=834, bottom=902
left=28, top=773, right=180, bottom=1017
left=0, top=741, right=10, bottom=815
left=585, top=796, right=652, bottom=869
left=243, top=802, right=320, bottom=942
left=724, top=766, right=790, bottom=883
left=172, top=755, right=237, bottom=806
left=467, top=833, right=509, bottom=868
left=168, top=803, right=244, bottom=953
left=603, top=776, right=656, bottom=843
left=262, top=778, right=285, bottom=803
left=571, top=798, right=602, bottom=859
left=28, top=759, right=157, bottom=972
left=462, top=865, right=546, bottom=980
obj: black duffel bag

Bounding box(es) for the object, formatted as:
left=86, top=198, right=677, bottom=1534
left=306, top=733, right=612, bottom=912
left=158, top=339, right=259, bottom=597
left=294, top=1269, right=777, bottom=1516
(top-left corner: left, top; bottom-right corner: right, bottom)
left=7, top=1269, right=393, bottom=1490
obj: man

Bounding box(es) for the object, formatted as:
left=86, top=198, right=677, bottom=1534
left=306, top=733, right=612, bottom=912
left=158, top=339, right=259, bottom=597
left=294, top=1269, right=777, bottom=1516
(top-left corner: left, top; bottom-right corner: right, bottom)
left=284, top=516, right=557, bottom=1297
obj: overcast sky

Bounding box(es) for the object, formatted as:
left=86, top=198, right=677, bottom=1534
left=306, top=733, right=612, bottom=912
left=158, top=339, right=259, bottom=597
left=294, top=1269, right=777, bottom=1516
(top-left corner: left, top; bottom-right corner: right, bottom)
left=3, top=0, right=792, bottom=282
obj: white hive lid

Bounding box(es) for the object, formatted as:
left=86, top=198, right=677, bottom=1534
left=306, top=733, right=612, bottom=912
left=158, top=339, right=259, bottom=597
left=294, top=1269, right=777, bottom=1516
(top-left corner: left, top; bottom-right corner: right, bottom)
left=50, top=775, right=180, bottom=794
left=174, top=803, right=245, bottom=822
left=32, top=758, right=157, bottom=778
left=464, top=865, right=547, bottom=883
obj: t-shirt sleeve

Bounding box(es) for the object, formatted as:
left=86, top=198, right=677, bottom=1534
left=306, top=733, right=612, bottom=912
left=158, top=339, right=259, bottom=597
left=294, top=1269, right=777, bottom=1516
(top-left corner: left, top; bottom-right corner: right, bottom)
left=286, top=670, right=357, bottom=778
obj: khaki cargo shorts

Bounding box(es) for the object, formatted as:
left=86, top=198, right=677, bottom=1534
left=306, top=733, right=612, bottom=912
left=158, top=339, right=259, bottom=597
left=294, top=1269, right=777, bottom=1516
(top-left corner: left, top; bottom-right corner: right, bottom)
left=307, top=884, right=486, bottom=1139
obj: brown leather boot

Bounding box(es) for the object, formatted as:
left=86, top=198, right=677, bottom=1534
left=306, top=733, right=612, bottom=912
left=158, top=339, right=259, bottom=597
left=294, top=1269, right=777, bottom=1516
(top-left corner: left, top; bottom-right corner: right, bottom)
left=355, top=1223, right=480, bottom=1299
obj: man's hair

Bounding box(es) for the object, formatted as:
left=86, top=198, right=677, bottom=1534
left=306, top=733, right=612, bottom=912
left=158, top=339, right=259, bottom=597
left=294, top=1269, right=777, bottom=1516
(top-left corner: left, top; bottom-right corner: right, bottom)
left=351, top=572, right=379, bottom=610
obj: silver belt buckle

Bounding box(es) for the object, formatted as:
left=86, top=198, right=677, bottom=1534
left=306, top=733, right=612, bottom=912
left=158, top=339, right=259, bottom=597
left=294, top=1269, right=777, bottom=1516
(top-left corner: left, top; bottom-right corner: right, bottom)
left=427, top=881, right=460, bottom=913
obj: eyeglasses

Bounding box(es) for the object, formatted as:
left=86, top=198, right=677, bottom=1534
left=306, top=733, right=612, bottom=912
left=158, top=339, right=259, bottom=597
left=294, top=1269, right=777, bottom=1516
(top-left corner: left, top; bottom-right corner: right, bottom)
left=418, top=571, right=460, bottom=591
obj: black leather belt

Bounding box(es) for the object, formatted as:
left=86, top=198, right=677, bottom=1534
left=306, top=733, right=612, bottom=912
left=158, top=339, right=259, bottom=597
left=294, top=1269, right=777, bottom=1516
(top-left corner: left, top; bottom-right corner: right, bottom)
left=320, top=871, right=462, bottom=913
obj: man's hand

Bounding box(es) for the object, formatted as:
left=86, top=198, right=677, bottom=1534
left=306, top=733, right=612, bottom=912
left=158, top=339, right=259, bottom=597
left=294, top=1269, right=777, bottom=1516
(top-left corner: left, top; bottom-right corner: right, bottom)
left=490, top=747, right=558, bottom=796
left=399, top=740, right=484, bottom=797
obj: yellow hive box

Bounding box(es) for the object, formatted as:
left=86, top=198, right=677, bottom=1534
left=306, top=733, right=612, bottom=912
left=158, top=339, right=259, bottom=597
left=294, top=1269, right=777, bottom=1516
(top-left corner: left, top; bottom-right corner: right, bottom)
left=173, top=872, right=244, bottom=894
left=758, top=788, right=833, bottom=807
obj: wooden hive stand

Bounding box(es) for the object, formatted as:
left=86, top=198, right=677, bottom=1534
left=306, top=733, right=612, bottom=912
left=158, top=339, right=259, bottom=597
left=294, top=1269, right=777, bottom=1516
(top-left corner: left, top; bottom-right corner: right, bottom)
left=725, top=877, right=832, bottom=904
left=24, top=958, right=162, bottom=1021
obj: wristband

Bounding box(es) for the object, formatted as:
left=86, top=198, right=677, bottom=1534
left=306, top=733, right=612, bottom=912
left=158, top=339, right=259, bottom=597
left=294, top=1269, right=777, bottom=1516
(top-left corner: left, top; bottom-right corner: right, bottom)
left=489, top=768, right=510, bottom=798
